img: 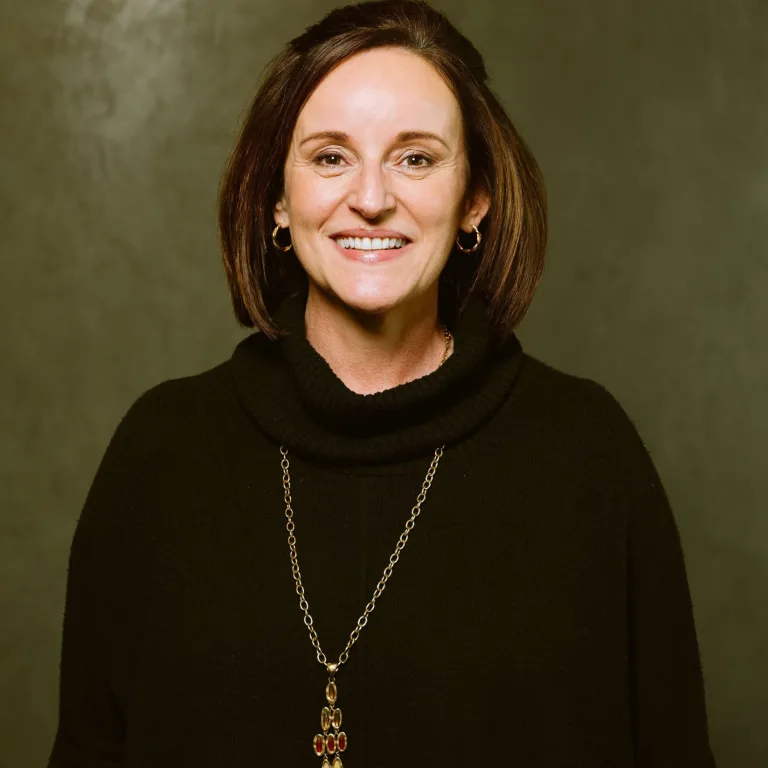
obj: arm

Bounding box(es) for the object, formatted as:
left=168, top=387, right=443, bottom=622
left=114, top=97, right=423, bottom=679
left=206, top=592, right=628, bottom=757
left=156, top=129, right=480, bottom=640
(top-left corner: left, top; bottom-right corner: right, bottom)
left=47, top=501, right=124, bottom=766
left=47, top=388, right=159, bottom=766
left=602, top=390, right=716, bottom=766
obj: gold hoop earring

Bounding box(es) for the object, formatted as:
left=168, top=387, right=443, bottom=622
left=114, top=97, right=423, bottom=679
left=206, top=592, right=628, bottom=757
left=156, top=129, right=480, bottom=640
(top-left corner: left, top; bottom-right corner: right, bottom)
left=455, top=223, right=482, bottom=253
left=272, top=224, right=293, bottom=253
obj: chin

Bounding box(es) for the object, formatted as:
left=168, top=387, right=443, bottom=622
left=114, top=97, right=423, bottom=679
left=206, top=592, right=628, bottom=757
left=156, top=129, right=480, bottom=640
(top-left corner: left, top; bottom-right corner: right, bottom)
left=330, top=281, right=414, bottom=316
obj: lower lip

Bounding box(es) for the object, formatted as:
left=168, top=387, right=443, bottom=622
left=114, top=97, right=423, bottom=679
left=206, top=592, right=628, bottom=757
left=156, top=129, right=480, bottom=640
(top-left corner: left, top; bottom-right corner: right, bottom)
left=331, top=238, right=412, bottom=263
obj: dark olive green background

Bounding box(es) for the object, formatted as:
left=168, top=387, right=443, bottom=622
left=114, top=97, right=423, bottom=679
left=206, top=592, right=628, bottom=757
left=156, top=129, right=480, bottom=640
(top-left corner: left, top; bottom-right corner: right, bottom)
left=2, top=1, right=765, bottom=765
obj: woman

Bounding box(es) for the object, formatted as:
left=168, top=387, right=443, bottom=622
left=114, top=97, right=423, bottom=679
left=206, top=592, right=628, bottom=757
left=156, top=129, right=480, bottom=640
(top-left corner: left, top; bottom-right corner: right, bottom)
left=48, top=1, right=716, bottom=766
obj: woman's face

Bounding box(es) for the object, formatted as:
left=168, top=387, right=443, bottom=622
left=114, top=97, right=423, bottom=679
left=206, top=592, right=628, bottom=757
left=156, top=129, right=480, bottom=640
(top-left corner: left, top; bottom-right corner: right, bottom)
left=274, top=46, right=489, bottom=315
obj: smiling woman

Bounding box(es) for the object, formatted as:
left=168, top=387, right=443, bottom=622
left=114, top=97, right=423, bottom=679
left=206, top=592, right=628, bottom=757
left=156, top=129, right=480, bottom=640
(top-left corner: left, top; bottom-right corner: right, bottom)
left=217, top=1, right=547, bottom=370
left=270, top=44, right=494, bottom=390
left=48, top=1, right=715, bottom=767
left=217, top=10, right=548, bottom=393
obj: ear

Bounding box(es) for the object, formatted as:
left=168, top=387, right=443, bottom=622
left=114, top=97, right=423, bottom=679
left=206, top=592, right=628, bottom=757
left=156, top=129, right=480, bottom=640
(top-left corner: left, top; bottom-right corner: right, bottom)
left=460, top=186, right=490, bottom=232
left=273, top=195, right=289, bottom=228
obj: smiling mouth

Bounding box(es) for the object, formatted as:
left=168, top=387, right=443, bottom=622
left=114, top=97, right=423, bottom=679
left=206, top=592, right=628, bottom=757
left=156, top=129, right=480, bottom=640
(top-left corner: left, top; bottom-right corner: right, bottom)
left=332, top=236, right=409, bottom=251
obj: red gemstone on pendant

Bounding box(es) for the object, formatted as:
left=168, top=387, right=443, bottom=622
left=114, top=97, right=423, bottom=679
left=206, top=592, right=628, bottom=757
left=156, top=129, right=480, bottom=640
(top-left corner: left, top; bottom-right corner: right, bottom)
left=314, top=734, right=325, bottom=755
left=338, top=732, right=347, bottom=751
left=327, top=734, right=336, bottom=753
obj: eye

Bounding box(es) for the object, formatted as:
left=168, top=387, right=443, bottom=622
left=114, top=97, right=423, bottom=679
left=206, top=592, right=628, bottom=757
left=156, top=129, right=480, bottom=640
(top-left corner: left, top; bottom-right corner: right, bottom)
left=313, top=152, right=346, bottom=167
left=401, top=152, right=433, bottom=168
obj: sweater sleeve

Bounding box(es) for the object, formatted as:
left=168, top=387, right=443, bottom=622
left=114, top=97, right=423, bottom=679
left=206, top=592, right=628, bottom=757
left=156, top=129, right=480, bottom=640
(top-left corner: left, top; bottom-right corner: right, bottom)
left=596, top=385, right=716, bottom=767
left=47, top=391, right=155, bottom=766
left=47, top=504, right=124, bottom=766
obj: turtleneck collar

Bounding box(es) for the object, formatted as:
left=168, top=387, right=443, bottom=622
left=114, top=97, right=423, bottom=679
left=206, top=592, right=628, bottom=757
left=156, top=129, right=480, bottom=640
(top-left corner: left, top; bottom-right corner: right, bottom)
left=229, top=289, right=525, bottom=465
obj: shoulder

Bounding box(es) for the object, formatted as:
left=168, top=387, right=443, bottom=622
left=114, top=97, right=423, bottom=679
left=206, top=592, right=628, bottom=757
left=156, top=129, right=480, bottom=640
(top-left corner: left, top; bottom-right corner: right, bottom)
left=124, top=359, right=231, bottom=423
left=79, top=360, right=233, bottom=523
left=500, top=353, right=674, bottom=521
left=518, top=353, right=644, bottom=439
left=512, top=352, right=661, bottom=485
left=102, top=358, right=235, bottom=462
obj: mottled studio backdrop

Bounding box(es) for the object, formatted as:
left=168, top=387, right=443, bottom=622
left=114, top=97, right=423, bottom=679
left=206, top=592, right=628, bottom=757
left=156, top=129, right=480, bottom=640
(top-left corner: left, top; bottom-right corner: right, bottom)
left=1, top=1, right=766, bottom=766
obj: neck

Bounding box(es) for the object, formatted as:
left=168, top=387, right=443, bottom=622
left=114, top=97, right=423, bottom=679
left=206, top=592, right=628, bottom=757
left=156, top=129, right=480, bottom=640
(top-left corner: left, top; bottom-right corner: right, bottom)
left=303, top=284, right=452, bottom=395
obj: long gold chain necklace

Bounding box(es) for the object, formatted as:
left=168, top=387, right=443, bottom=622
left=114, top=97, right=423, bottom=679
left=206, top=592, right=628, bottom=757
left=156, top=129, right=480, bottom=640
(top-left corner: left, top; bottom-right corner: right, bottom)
left=279, top=324, right=452, bottom=767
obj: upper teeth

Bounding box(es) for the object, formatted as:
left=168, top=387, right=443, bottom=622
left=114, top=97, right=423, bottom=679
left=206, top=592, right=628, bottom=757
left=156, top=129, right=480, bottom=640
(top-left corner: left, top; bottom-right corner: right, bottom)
left=335, top=236, right=406, bottom=250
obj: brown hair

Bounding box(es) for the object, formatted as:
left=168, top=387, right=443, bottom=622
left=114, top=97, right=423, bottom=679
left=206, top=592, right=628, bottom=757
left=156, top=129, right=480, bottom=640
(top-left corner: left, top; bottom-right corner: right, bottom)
left=218, top=0, right=547, bottom=341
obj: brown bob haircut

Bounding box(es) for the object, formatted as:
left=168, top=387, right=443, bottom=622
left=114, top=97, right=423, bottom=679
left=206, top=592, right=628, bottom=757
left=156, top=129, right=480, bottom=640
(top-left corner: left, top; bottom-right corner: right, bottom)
left=218, top=0, right=547, bottom=342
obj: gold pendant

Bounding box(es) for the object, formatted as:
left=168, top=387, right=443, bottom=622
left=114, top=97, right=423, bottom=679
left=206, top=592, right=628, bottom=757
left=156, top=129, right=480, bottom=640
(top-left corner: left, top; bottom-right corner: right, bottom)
left=312, top=665, right=347, bottom=766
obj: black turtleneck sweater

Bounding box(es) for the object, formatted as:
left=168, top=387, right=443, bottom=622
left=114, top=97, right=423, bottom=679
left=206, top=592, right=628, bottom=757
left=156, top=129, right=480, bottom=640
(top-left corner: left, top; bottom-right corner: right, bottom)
left=48, top=290, right=716, bottom=767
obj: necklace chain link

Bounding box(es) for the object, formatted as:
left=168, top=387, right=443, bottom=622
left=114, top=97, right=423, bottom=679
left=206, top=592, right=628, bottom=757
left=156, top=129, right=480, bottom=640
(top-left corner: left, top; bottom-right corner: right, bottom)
left=280, top=325, right=452, bottom=674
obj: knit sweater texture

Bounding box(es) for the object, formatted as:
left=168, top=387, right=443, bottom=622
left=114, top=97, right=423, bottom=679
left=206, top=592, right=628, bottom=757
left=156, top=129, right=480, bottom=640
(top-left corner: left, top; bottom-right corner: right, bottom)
left=48, top=288, right=716, bottom=767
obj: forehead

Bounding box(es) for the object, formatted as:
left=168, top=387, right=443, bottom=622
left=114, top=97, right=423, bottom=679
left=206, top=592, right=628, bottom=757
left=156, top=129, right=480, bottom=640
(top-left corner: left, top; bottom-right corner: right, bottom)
left=294, top=47, right=462, bottom=143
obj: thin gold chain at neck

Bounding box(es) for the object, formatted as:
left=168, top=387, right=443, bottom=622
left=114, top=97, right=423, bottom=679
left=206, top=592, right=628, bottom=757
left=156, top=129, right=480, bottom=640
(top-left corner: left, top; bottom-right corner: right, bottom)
left=438, top=323, right=453, bottom=369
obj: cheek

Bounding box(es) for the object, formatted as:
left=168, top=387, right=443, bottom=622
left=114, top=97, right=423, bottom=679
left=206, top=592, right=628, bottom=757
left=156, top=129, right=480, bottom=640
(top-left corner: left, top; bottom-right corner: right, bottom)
left=287, top=170, right=345, bottom=228
left=398, top=175, right=465, bottom=231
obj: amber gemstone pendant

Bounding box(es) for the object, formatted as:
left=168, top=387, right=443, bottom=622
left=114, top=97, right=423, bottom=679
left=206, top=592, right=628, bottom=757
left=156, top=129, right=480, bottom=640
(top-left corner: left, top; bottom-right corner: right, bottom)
left=312, top=670, right=348, bottom=767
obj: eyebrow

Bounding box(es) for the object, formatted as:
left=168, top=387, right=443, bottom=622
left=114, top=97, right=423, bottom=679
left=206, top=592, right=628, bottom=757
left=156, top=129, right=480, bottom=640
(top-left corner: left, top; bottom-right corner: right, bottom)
left=298, top=130, right=450, bottom=150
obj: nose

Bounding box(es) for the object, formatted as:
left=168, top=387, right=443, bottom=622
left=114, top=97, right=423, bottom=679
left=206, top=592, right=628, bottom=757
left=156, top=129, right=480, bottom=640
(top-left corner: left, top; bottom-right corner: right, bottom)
left=346, top=161, right=396, bottom=219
